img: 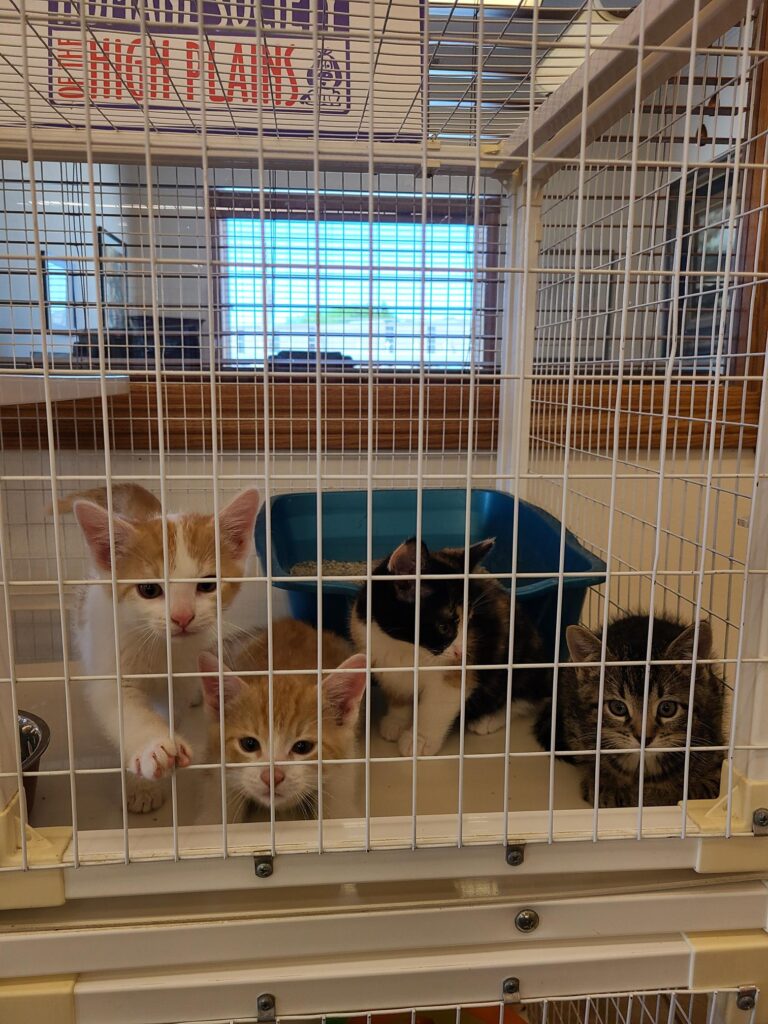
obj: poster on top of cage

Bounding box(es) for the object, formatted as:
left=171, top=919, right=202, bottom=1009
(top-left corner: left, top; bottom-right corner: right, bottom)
left=3, top=0, right=422, bottom=141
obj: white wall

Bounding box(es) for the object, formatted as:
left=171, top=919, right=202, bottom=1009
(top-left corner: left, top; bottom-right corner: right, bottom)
left=527, top=449, right=754, bottom=666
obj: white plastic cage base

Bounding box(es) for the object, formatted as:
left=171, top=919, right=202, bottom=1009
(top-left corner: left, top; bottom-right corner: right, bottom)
left=0, top=986, right=753, bottom=1024
left=87, top=993, right=758, bottom=1024
left=66, top=978, right=767, bottom=1024
left=687, top=768, right=768, bottom=835
left=0, top=790, right=67, bottom=908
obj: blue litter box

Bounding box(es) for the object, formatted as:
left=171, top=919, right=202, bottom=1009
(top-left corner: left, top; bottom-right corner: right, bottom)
left=254, top=488, right=606, bottom=660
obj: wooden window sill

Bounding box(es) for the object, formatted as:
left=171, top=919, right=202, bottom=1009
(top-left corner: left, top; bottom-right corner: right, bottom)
left=0, top=373, right=757, bottom=453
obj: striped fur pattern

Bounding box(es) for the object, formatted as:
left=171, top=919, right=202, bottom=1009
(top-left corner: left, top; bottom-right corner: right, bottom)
left=534, top=614, right=726, bottom=807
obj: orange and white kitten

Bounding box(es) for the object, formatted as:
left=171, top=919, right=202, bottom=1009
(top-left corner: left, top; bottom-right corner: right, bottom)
left=61, top=483, right=260, bottom=813
left=198, top=619, right=366, bottom=822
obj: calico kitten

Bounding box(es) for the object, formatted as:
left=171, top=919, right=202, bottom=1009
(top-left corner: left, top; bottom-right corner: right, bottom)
left=199, top=618, right=366, bottom=822
left=350, top=537, right=550, bottom=757
left=60, top=483, right=260, bottom=813
left=534, top=614, right=726, bottom=807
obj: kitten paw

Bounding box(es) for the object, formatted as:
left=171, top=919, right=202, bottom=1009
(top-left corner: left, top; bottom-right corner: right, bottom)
left=130, top=735, right=193, bottom=780
left=580, top=778, right=596, bottom=806
left=597, top=788, right=633, bottom=808
left=380, top=712, right=409, bottom=742
left=468, top=709, right=506, bottom=735
left=398, top=729, right=442, bottom=757
left=126, top=776, right=165, bottom=814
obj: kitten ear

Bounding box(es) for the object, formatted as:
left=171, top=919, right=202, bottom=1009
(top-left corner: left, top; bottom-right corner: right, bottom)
left=323, top=654, right=367, bottom=726
left=218, top=488, right=260, bottom=561
left=468, top=537, right=494, bottom=570
left=387, top=537, right=429, bottom=601
left=73, top=500, right=138, bottom=572
left=566, top=624, right=604, bottom=664
left=664, top=621, right=713, bottom=664
left=198, top=651, right=246, bottom=715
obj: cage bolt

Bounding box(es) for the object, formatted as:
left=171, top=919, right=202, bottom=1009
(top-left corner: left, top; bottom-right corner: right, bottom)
left=752, top=809, right=768, bottom=830
left=254, top=856, right=274, bottom=879
left=257, top=992, right=276, bottom=1020
left=737, top=990, right=757, bottom=1012
left=503, top=978, right=520, bottom=997
left=506, top=845, right=524, bottom=867
left=514, top=908, right=539, bottom=933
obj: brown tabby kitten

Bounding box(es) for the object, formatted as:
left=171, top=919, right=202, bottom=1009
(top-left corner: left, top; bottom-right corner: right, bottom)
left=534, top=614, right=726, bottom=808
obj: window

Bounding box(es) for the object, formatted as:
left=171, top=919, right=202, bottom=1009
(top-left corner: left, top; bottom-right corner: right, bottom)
left=218, top=194, right=494, bottom=369
left=668, top=170, right=735, bottom=373
left=43, top=256, right=72, bottom=332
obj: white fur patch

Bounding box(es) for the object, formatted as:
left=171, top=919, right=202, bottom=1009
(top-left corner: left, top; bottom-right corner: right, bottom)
left=75, top=513, right=247, bottom=795
left=350, top=611, right=457, bottom=702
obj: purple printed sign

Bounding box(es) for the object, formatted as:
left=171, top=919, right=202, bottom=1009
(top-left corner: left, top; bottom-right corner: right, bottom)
left=38, top=0, right=421, bottom=138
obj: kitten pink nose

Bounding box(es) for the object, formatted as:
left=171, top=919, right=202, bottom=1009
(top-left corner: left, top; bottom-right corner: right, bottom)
left=171, top=609, right=195, bottom=631
left=260, top=767, right=285, bottom=787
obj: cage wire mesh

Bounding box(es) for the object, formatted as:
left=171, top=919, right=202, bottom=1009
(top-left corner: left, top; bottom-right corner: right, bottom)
left=0, top=0, right=766, bottom=867
left=153, top=991, right=756, bottom=1024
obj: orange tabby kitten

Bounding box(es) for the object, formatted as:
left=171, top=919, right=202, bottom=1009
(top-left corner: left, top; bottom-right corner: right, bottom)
left=199, top=619, right=366, bottom=822
left=57, top=483, right=260, bottom=813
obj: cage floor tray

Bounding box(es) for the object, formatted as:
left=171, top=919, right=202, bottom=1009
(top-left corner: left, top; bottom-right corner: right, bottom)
left=17, top=665, right=585, bottom=831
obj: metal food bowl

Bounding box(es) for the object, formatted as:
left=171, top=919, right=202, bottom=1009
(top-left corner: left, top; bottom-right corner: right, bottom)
left=18, top=710, right=50, bottom=816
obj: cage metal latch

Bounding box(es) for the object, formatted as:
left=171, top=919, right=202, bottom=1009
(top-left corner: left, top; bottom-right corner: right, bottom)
left=256, top=992, right=277, bottom=1022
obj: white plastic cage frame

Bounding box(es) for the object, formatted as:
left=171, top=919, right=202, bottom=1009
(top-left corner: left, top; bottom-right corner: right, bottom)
left=161, top=992, right=757, bottom=1024
left=161, top=994, right=754, bottom=1024
left=0, top=0, right=767, bottom=879
left=21, top=985, right=762, bottom=1024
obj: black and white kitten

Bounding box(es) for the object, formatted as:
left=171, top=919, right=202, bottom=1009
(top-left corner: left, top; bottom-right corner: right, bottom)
left=350, top=537, right=551, bottom=757
left=534, top=614, right=726, bottom=807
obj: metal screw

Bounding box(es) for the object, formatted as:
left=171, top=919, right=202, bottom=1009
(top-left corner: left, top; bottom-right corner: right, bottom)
left=752, top=808, right=768, bottom=830
left=254, top=856, right=274, bottom=879
left=258, top=995, right=276, bottom=1014
left=506, top=845, right=524, bottom=867
left=737, top=989, right=757, bottom=1012
left=503, top=978, right=520, bottom=997
left=514, top=908, right=539, bottom=933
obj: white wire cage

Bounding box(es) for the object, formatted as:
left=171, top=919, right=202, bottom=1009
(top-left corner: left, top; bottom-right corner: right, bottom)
left=73, top=989, right=760, bottom=1024
left=0, top=0, right=767, bottom=873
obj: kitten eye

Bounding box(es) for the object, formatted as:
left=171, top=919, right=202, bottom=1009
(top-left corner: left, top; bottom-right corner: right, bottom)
left=239, top=736, right=260, bottom=753
left=137, top=583, right=163, bottom=599
left=437, top=621, right=454, bottom=637
left=291, top=740, right=315, bottom=756
left=606, top=699, right=629, bottom=718
left=197, top=576, right=217, bottom=593
left=658, top=700, right=679, bottom=718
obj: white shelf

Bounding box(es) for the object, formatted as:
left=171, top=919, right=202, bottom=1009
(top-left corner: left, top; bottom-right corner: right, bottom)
left=0, top=374, right=129, bottom=408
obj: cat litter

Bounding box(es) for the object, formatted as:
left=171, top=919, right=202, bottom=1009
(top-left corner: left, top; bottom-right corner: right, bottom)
left=290, top=559, right=370, bottom=577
